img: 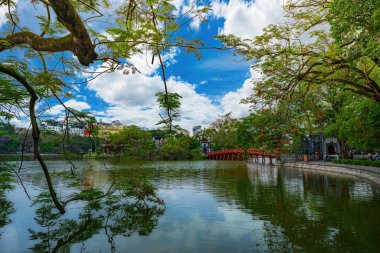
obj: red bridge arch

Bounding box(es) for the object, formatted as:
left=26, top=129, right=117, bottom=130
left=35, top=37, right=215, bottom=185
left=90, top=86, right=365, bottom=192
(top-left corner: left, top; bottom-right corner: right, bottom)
left=207, top=148, right=281, bottom=165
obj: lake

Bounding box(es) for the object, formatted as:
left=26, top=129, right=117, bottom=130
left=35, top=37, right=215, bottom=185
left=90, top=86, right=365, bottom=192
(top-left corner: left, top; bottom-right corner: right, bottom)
left=1, top=160, right=380, bottom=253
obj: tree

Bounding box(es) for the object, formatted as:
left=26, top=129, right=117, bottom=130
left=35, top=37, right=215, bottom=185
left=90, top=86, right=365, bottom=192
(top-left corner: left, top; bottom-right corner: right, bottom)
left=0, top=0, right=207, bottom=213
left=216, top=0, right=380, bottom=156
left=0, top=166, right=15, bottom=239
left=219, top=0, right=380, bottom=103
left=203, top=113, right=239, bottom=151
left=109, top=126, right=155, bottom=160
left=158, top=136, right=195, bottom=160
left=324, top=96, right=380, bottom=152
left=0, top=124, right=19, bottom=154
left=237, top=110, right=293, bottom=152
left=156, top=91, right=182, bottom=134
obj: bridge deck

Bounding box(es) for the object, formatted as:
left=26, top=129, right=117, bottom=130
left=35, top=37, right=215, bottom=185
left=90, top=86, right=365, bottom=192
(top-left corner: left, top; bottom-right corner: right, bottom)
left=207, top=148, right=280, bottom=164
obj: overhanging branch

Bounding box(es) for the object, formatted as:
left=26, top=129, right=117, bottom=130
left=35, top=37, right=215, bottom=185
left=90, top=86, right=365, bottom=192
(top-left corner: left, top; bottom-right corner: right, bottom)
left=0, top=0, right=97, bottom=66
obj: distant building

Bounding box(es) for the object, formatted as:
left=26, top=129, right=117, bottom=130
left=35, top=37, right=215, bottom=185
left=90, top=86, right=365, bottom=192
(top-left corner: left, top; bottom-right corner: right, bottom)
left=40, top=120, right=89, bottom=136
left=176, top=128, right=190, bottom=136
left=40, top=120, right=63, bottom=133
left=193, top=126, right=202, bottom=136
left=200, top=137, right=211, bottom=154
left=111, top=120, right=122, bottom=126
left=150, top=129, right=165, bottom=149
left=302, top=133, right=341, bottom=160
left=67, top=125, right=85, bottom=136
left=153, top=136, right=164, bottom=149
left=98, top=120, right=128, bottom=140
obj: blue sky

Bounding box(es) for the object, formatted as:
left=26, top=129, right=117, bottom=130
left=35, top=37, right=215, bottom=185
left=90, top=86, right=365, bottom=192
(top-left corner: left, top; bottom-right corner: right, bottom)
left=1, top=0, right=286, bottom=132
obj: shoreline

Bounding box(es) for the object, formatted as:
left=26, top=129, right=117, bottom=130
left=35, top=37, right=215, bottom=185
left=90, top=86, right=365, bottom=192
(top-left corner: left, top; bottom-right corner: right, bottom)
left=283, top=161, right=380, bottom=187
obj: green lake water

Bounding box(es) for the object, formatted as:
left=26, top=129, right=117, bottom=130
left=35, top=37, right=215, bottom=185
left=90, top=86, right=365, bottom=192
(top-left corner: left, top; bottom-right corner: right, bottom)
left=1, top=160, right=380, bottom=252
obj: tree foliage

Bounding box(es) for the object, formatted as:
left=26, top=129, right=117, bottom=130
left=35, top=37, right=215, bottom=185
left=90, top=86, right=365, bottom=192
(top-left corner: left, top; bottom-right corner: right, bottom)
left=0, top=123, right=19, bottom=154
left=203, top=113, right=239, bottom=151
left=158, top=136, right=202, bottom=160
left=214, top=0, right=380, bottom=154
left=219, top=0, right=380, bottom=103
left=324, top=96, right=380, bottom=151
left=0, top=0, right=207, bottom=213
left=156, top=91, right=182, bottom=134
left=109, top=125, right=155, bottom=160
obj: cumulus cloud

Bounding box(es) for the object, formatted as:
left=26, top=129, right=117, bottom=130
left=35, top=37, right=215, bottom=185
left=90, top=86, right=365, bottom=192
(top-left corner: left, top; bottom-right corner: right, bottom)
left=86, top=58, right=260, bottom=132
left=220, top=79, right=252, bottom=118
left=211, top=0, right=285, bottom=39
left=45, top=99, right=91, bottom=116
left=171, top=0, right=210, bottom=31
left=0, top=0, right=19, bottom=27
left=9, top=117, right=30, bottom=129
left=0, top=7, right=8, bottom=27
left=220, top=69, right=262, bottom=118
left=87, top=67, right=221, bottom=132
left=86, top=47, right=228, bottom=132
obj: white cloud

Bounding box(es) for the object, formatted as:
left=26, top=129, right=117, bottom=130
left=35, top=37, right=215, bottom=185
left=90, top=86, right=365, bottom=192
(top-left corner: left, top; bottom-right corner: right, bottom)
left=127, top=47, right=179, bottom=75
left=86, top=64, right=259, bottom=132
left=45, top=99, right=91, bottom=116
left=220, top=79, right=251, bottom=118
left=87, top=67, right=221, bottom=132
left=0, top=0, right=18, bottom=27
left=220, top=68, right=260, bottom=118
left=211, top=0, right=285, bottom=39
left=86, top=48, right=226, bottom=132
left=9, top=117, right=30, bottom=129
left=0, top=7, right=8, bottom=27
left=175, top=0, right=210, bottom=32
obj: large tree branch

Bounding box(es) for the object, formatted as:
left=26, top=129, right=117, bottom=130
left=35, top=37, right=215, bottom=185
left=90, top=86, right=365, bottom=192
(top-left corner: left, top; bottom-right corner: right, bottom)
left=47, top=0, right=97, bottom=65
left=0, top=64, right=66, bottom=214
left=1, top=32, right=73, bottom=52
left=0, top=0, right=97, bottom=66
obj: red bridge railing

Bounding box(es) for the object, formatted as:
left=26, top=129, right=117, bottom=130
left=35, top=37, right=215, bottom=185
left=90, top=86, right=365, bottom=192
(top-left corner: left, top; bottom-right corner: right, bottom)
left=207, top=148, right=281, bottom=165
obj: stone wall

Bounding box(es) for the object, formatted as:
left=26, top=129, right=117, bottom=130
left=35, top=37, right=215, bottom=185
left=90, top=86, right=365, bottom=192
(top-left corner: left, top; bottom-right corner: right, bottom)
left=283, top=162, right=380, bottom=186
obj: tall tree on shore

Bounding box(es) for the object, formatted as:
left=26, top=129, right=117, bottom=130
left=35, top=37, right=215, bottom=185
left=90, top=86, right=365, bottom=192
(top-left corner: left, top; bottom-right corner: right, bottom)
left=203, top=113, right=239, bottom=151
left=156, top=91, right=182, bottom=134
left=0, top=0, right=207, bottom=213
left=219, top=0, right=380, bottom=103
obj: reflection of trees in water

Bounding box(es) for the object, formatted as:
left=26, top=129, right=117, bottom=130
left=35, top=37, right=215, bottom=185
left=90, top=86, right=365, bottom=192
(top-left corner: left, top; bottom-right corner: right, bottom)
left=22, top=165, right=166, bottom=253
left=205, top=165, right=380, bottom=252
left=263, top=221, right=299, bottom=253
left=0, top=167, right=15, bottom=239
left=0, top=191, right=14, bottom=238
left=28, top=192, right=165, bottom=253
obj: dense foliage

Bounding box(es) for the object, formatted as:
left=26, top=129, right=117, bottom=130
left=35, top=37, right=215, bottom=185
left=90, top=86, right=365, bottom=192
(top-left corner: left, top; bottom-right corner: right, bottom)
left=0, top=0, right=207, bottom=213
left=103, top=126, right=202, bottom=160
left=203, top=113, right=239, bottom=151
left=0, top=124, right=19, bottom=153
left=333, top=159, right=380, bottom=168
left=156, top=92, right=183, bottom=134
left=213, top=0, right=380, bottom=154
left=158, top=136, right=202, bottom=160
left=109, top=125, right=155, bottom=160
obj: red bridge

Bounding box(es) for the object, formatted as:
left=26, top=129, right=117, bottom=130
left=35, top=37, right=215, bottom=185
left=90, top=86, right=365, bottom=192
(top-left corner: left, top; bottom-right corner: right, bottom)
left=207, top=148, right=281, bottom=165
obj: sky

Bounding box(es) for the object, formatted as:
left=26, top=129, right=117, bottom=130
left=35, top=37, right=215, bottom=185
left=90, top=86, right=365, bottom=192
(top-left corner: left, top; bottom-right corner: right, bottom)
left=1, top=0, right=286, bottom=133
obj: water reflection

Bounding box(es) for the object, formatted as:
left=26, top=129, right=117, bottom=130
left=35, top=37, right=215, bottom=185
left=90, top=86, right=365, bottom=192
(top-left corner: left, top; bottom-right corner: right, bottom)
left=0, top=167, right=15, bottom=239
left=28, top=199, right=164, bottom=253
left=205, top=163, right=380, bottom=253
left=1, top=160, right=380, bottom=253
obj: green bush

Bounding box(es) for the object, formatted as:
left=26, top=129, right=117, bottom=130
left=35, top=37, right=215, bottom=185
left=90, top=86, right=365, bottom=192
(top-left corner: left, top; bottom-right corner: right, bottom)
left=332, top=159, right=380, bottom=167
